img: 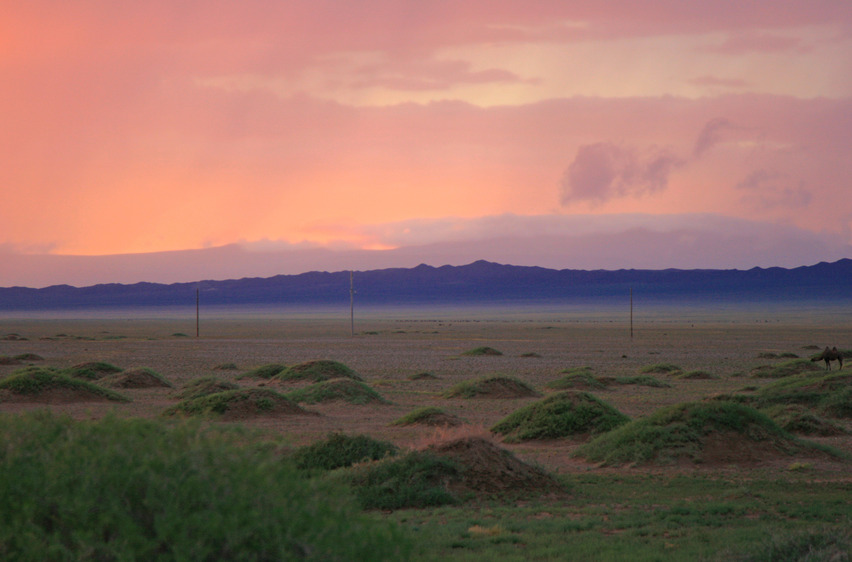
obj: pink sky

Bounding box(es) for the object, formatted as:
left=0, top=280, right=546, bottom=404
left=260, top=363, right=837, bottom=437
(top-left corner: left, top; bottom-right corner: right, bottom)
left=2, top=1, right=851, bottom=286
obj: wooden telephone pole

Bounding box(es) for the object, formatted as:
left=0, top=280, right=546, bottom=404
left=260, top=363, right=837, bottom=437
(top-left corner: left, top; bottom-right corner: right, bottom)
left=349, top=271, right=355, bottom=337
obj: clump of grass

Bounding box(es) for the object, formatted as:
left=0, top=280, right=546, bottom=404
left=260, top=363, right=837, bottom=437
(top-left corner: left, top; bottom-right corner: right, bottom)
left=0, top=367, right=130, bottom=402
left=174, top=377, right=240, bottom=400
left=574, top=401, right=828, bottom=466
left=676, top=370, right=719, bottom=380
left=286, top=378, right=388, bottom=405
left=165, top=388, right=310, bottom=418
left=344, top=451, right=461, bottom=510
left=730, top=527, right=852, bottom=562
left=0, top=411, right=411, bottom=560
left=14, top=353, right=44, bottom=362
left=237, top=363, right=286, bottom=380
left=519, top=352, right=541, bottom=358
left=639, top=363, right=682, bottom=375
left=407, top=371, right=439, bottom=380
left=291, top=433, right=399, bottom=472
left=443, top=375, right=538, bottom=399
left=102, top=367, right=174, bottom=389
left=749, top=358, right=823, bottom=378
left=277, top=360, right=363, bottom=383
left=61, top=361, right=123, bottom=380
left=391, top=407, right=463, bottom=427
left=761, top=404, right=848, bottom=436
left=613, top=376, right=672, bottom=388
left=754, top=372, right=852, bottom=417
left=491, top=391, right=629, bottom=443
left=546, top=368, right=608, bottom=391
left=461, top=346, right=503, bottom=357
left=213, top=362, right=238, bottom=371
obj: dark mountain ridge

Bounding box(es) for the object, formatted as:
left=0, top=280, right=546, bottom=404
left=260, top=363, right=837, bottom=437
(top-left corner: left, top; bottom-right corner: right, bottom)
left=0, top=259, right=850, bottom=311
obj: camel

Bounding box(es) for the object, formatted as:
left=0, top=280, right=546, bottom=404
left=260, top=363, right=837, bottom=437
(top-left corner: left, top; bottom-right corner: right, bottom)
left=811, top=346, right=843, bottom=371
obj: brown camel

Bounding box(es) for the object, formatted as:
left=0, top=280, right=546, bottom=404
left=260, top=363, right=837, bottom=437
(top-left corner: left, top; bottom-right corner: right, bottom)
left=811, top=346, right=843, bottom=371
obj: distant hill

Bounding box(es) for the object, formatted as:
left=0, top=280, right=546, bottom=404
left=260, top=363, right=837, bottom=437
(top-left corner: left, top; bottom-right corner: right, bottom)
left=0, top=259, right=850, bottom=311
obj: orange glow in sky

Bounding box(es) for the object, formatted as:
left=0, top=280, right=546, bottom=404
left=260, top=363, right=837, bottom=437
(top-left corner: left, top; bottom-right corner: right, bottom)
left=1, top=2, right=851, bottom=286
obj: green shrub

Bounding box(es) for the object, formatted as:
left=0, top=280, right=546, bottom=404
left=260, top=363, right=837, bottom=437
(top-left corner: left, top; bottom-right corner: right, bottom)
left=546, top=368, right=608, bottom=391
left=61, top=361, right=123, bottom=380
left=613, top=376, right=672, bottom=388
left=174, top=377, right=240, bottom=400
left=676, top=370, right=719, bottom=380
left=292, top=433, right=399, bottom=471
left=762, top=404, right=848, bottom=436
left=731, top=526, right=852, bottom=562
left=749, top=358, right=823, bottom=378
left=0, top=367, right=129, bottom=402
left=165, top=388, right=308, bottom=418
left=391, top=407, right=462, bottom=427
left=237, top=363, right=286, bottom=379
left=574, top=401, right=818, bottom=466
left=443, top=375, right=538, bottom=399
left=277, top=360, right=363, bottom=383
left=461, top=346, right=503, bottom=357
left=491, top=391, right=629, bottom=443
left=345, top=451, right=461, bottom=510
left=0, top=411, right=411, bottom=560
left=286, top=378, right=388, bottom=405
left=102, top=367, right=174, bottom=389
left=639, top=363, right=682, bottom=375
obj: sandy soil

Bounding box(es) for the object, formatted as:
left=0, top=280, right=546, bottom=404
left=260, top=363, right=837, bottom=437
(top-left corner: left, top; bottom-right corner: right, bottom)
left=2, top=304, right=850, bottom=478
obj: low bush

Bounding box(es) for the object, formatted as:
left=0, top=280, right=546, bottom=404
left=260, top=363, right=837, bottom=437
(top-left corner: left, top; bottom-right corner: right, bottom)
left=61, top=361, right=123, bottom=380
left=286, top=378, right=388, bottom=405
left=174, top=377, right=240, bottom=400
left=277, top=360, right=363, bottom=383
left=443, top=375, right=538, bottom=399
left=0, top=367, right=129, bottom=402
left=461, top=347, right=503, bottom=357
left=292, top=433, right=399, bottom=472
left=0, top=411, right=411, bottom=560
left=492, top=391, right=629, bottom=442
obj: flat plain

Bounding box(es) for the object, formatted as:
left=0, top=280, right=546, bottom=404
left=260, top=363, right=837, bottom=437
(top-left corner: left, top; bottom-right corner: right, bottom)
left=2, top=302, right=850, bottom=560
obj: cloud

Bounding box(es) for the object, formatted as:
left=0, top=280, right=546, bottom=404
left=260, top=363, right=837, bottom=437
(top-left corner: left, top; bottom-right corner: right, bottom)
left=559, top=143, right=683, bottom=204
left=692, top=117, right=739, bottom=158
left=735, top=169, right=812, bottom=210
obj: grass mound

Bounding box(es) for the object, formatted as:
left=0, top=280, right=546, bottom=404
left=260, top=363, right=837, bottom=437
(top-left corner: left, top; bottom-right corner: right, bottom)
left=0, top=367, right=130, bottom=403
left=346, top=436, right=560, bottom=510
left=286, top=378, right=388, bottom=405
left=762, top=405, right=848, bottom=436
left=0, top=411, right=410, bottom=560
left=61, top=361, right=123, bottom=380
left=292, top=433, right=399, bottom=471
left=391, top=407, right=463, bottom=427
left=491, top=391, right=629, bottom=443
left=237, top=363, right=286, bottom=380
left=612, top=376, right=671, bottom=388
left=754, top=372, right=852, bottom=417
left=13, top=353, right=44, bottom=362
left=407, top=371, right=439, bottom=380
left=174, top=377, right=240, bottom=400
left=213, top=362, right=238, bottom=371
left=277, top=360, right=363, bottom=383
left=546, top=367, right=608, bottom=391
left=574, top=401, right=836, bottom=467
left=639, top=363, right=682, bottom=375
left=461, top=346, right=503, bottom=357
left=165, top=388, right=314, bottom=420
left=443, top=375, right=538, bottom=399
left=102, top=367, right=174, bottom=389
left=676, top=370, right=719, bottom=380
left=749, top=358, right=823, bottom=378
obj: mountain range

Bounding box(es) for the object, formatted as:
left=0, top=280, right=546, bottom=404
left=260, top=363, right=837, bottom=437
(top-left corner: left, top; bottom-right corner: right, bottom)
left=1, top=259, right=850, bottom=311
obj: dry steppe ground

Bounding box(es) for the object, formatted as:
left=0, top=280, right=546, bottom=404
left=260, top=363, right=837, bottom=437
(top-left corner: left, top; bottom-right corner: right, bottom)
left=1, top=303, right=850, bottom=477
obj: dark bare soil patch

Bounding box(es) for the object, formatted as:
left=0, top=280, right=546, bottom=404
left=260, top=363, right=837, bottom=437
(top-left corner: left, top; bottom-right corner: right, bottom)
left=102, top=367, right=174, bottom=389
left=444, top=376, right=538, bottom=399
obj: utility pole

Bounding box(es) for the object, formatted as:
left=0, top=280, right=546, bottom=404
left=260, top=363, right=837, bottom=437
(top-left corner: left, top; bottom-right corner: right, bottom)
left=196, top=288, right=200, bottom=338
left=349, top=271, right=355, bottom=337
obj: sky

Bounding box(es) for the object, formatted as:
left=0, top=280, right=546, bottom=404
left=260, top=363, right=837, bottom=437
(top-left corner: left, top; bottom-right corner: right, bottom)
left=2, top=1, right=851, bottom=287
